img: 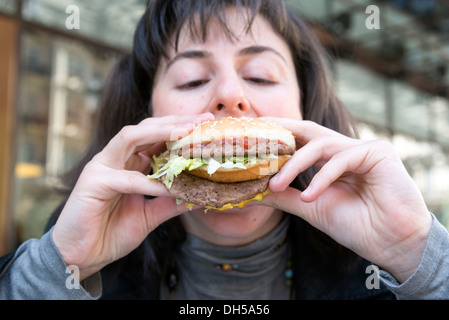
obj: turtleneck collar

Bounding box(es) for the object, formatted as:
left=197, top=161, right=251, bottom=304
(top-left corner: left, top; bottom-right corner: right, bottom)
left=162, top=215, right=291, bottom=299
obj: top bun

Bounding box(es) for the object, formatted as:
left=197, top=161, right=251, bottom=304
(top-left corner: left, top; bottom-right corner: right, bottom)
left=168, top=117, right=296, bottom=152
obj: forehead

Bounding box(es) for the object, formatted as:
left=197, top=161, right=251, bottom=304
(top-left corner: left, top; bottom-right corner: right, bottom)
left=170, top=7, right=289, bottom=55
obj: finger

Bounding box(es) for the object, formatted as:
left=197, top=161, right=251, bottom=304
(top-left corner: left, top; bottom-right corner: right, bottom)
left=97, top=169, right=172, bottom=198
left=139, top=113, right=214, bottom=127
left=258, top=118, right=339, bottom=146
left=261, top=187, right=317, bottom=223
left=144, top=196, right=191, bottom=232
left=269, top=135, right=361, bottom=192
left=125, top=142, right=167, bottom=173
left=139, top=113, right=215, bottom=143
left=135, top=142, right=166, bottom=161
left=100, top=113, right=214, bottom=168
left=300, top=142, right=375, bottom=202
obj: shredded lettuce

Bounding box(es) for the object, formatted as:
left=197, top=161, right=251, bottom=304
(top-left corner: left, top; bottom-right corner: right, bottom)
left=148, top=153, right=279, bottom=189
left=202, top=154, right=278, bottom=175
left=204, top=157, right=245, bottom=174
left=148, top=154, right=205, bottom=189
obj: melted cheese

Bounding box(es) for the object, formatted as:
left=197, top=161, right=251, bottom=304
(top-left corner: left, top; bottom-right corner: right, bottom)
left=185, top=189, right=271, bottom=212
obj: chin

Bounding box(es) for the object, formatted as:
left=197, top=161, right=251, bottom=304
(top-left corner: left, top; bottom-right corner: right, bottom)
left=183, top=205, right=283, bottom=246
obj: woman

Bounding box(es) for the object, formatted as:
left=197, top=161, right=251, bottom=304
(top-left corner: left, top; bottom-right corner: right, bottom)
left=1, top=0, right=447, bottom=300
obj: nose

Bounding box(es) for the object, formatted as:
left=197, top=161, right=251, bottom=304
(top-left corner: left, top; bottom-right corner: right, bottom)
left=209, top=73, right=251, bottom=117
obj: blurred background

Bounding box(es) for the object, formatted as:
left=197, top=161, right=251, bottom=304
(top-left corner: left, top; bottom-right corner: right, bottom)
left=0, top=0, right=448, bottom=255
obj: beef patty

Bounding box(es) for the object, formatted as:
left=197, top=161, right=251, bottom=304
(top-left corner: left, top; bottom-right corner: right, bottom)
left=169, top=172, right=270, bottom=208
left=177, top=139, right=293, bottom=158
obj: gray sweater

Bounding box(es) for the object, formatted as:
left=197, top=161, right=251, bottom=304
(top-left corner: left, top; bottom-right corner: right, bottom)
left=1, top=214, right=448, bottom=300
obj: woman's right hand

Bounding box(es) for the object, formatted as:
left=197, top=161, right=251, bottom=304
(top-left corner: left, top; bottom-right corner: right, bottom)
left=52, top=113, right=214, bottom=280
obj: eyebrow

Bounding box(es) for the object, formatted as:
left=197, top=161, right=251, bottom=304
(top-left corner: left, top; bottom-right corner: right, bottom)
left=166, top=50, right=212, bottom=71
left=165, top=45, right=288, bottom=72
left=237, top=45, right=288, bottom=65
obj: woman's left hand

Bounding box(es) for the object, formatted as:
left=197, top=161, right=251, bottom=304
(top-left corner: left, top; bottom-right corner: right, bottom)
left=261, top=118, right=432, bottom=283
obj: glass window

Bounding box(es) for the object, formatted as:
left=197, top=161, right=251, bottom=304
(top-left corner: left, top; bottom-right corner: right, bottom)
left=286, top=0, right=329, bottom=20
left=428, top=96, right=449, bottom=148
left=392, top=80, right=430, bottom=139
left=0, top=0, right=17, bottom=15
left=335, top=60, right=388, bottom=128
left=21, top=0, right=146, bottom=49
left=13, top=29, right=118, bottom=242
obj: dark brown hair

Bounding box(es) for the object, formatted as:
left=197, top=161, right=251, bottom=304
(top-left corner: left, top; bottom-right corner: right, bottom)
left=53, top=0, right=359, bottom=298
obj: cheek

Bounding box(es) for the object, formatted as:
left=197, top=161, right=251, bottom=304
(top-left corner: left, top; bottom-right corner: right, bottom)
left=151, top=85, right=166, bottom=117
left=151, top=86, right=184, bottom=117
left=253, top=89, right=302, bottom=120
left=151, top=86, right=209, bottom=117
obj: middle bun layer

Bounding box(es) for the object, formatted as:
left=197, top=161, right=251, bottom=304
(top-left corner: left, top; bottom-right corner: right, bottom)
left=189, top=155, right=291, bottom=183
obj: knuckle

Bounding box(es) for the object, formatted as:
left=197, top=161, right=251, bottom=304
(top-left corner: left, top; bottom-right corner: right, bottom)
left=302, top=119, right=317, bottom=127
left=126, top=171, right=139, bottom=186
left=122, top=171, right=142, bottom=193
left=331, top=150, right=348, bottom=164
left=369, top=139, right=398, bottom=156
left=118, top=125, right=135, bottom=138
left=138, top=117, right=155, bottom=126
left=309, top=136, right=332, bottom=158
left=117, top=125, right=138, bottom=145
left=306, top=136, right=322, bottom=150
left=374, top=139, right=393, bottom=150
left=301, top=120, right=319, bottom=132
left=368, top=139, right=389, bottom=147
left=169, top=125, right=191, bottom=142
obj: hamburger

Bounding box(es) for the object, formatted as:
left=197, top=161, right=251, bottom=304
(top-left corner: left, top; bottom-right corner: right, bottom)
left=148, top=117, right=295, bottom=211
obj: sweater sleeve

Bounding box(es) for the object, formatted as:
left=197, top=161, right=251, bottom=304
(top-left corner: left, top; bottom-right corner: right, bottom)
left=0, top=228, right=102, bottom=300
left=379, top=214, right=449, bottom=299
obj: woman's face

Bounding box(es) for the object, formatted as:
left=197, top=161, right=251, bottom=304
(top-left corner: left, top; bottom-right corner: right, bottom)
left=152, top=8, right=302, bottom=246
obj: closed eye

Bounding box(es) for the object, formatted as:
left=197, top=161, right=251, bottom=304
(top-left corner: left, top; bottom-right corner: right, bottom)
left=177, top=79, right=209, bottom=90
left=245, top=77, right=277, bottom=85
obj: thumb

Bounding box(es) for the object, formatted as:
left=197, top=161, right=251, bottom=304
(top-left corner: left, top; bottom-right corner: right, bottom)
left=144, top=197, right=192, bottom=232
left=262, top=187, right=318, bottom=223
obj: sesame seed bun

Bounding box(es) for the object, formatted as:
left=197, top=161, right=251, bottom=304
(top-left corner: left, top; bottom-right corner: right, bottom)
left=168, top=116, right=296, bottom=154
